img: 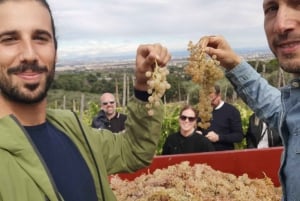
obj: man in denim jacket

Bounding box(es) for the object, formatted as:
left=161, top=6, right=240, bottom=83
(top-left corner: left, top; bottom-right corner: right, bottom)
left=201, top=0, right=300, bottom=200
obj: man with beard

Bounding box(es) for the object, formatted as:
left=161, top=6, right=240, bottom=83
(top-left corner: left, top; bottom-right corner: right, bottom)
left=0, top=0, right=171, bottom=201
left=202, top=0, right=300, bottom=200
left=91, top=92, right=127, bottom=133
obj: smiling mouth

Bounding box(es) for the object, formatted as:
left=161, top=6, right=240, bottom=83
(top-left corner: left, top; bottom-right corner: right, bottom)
left=277, top=41, right=300, bottom=48
left=17, top=71, right=42, bottom=79
left=275, top=41, right=300, bottom=55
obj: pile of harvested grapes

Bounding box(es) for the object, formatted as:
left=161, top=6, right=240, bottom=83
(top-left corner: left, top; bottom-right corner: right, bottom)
left=110, top=161, right=281, bottom=201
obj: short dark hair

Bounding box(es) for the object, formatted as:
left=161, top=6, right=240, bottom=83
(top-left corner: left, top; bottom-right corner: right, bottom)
left=0, top=0, right=57, bottom=50
left=214, top=84, right=221, bottom=95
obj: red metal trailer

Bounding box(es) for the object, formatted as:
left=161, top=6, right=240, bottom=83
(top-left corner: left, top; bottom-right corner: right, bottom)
left=117, top=146, right=283, bottom=187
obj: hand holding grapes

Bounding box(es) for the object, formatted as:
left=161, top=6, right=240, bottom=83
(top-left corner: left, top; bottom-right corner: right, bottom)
left=135, top=44, right=171, bottom=91
left=203, top=35, right=242, bottom=70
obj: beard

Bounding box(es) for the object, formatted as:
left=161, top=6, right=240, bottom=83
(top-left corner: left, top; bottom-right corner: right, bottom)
left=270, top=33, right=300, bottom=74
left=0, top=63, right=55, bottom=104
left=278, top=54, right=300, bottom=74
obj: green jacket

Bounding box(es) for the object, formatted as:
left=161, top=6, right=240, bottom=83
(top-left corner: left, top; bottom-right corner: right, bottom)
left=0, top=97, right=163, bottom=201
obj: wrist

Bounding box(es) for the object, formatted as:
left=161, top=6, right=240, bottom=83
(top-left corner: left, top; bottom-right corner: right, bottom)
left=134, top=88, right=150, bottom=102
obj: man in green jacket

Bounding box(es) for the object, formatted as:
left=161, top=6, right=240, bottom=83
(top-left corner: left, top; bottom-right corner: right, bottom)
left=0, top=0, right=171, bottom=201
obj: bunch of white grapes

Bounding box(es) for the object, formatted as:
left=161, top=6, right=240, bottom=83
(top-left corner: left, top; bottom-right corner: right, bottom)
left=185, top=37, right=224, bottom=129
left=145, top=61, right=171, bottom=116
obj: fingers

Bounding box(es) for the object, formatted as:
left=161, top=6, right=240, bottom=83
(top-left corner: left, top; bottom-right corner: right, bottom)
left=204, top=46, right=217, bottom=57
left=137, top=43, right=171, bottom=68
left=135, top=43, right=171, bottom=91
left=206, top=131, right=219, bottom=142
left=137, top=44, right=157, bottom=66
left=199, top=36, right=209, bottom=49
left=199, top=35, right=241, bottom=69
left=198, top=35, right=224, bottom=60
left=159, top=46, right=172, bottom=67
left=203, top=35, right=223, bottom=52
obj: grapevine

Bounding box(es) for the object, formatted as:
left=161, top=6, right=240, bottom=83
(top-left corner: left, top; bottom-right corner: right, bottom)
left=185, top=36, right=224, bottom=129
left=145, top=60, right=171, bottom=116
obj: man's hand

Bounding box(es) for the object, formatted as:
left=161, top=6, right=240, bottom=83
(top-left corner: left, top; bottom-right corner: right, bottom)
left=206, top=131, right=219, bottom=142
left=135, top=43, right=171, bottom=91
left=203, top=35, right=242, bottom=70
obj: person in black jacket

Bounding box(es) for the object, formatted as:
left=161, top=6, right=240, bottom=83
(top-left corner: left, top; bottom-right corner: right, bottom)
left=162, top=105, right=215, bottom=155
left=91, top=93, right=127, bottom=133
left=200, top=85, right=244, bottom=151
left=246, top=113, right=282, bottom=148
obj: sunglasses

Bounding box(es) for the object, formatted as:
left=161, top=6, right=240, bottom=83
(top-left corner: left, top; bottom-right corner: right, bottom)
left=180, top=115, right=197, bottom=122
left=102, top=101, right=115, bottom=106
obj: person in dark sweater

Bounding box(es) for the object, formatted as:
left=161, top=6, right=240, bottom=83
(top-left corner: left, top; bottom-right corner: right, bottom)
left=162, top=105, right=215, bottom=155
left=201, top=85, right=244, bottom=151
left=91, top=92, right=127, bottom=133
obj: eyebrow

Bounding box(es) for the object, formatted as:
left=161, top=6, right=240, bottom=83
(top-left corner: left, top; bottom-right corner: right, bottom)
left=0, top=29, right=53, bottom=39
left=0, top=30, right=18, bottom=38
left=263, top=0, right=275, bottom=8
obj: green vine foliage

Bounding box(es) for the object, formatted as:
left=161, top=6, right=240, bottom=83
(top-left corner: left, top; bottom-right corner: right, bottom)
left=233, top=101, right=253, bottom=149
left=82, top=102, right=100, bottom=126
left=156, top=103, right=182, bottom=155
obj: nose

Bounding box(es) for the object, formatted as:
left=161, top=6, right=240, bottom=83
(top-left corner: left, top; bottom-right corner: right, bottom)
left=272, top=6, right=295, bottom=35
left=19, top=40, right=38, bottom=63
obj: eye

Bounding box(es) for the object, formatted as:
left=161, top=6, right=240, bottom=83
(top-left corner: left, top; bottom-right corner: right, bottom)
left=0, top=36, right=17, bottom=43
left=33, top=30, right=52, bottom=43
left=34, top=35, right=50, bottom=42
left=264, top=5, right=278, bottom=15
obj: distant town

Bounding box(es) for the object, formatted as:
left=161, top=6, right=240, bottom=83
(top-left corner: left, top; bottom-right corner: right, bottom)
left=55, top=47, right=275, bottom=73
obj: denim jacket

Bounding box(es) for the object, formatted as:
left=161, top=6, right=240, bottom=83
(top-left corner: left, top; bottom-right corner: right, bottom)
left=226, top=60, right=300, bottom=201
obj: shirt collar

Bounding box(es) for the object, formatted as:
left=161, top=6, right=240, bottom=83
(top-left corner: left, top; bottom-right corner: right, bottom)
left=214, top=101, right=224, bottom=110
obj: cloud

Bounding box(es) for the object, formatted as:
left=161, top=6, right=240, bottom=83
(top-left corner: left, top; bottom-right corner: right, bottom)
left=47, top=0, right=267, bottom=59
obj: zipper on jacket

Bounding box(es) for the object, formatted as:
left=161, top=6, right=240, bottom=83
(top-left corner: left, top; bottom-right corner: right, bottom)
left=10, top=115, right=63, bottom=201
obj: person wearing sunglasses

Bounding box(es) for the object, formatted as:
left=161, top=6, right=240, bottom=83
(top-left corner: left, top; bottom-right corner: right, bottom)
left=91, top=92, right=127, bottom=133
left=200, top=85, right=244, bottom=151
left=162, top=105, right=215, bottom=155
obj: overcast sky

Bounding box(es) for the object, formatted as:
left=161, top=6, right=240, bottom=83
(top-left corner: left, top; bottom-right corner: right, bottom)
left=47, top=0, right=267, bottom=59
